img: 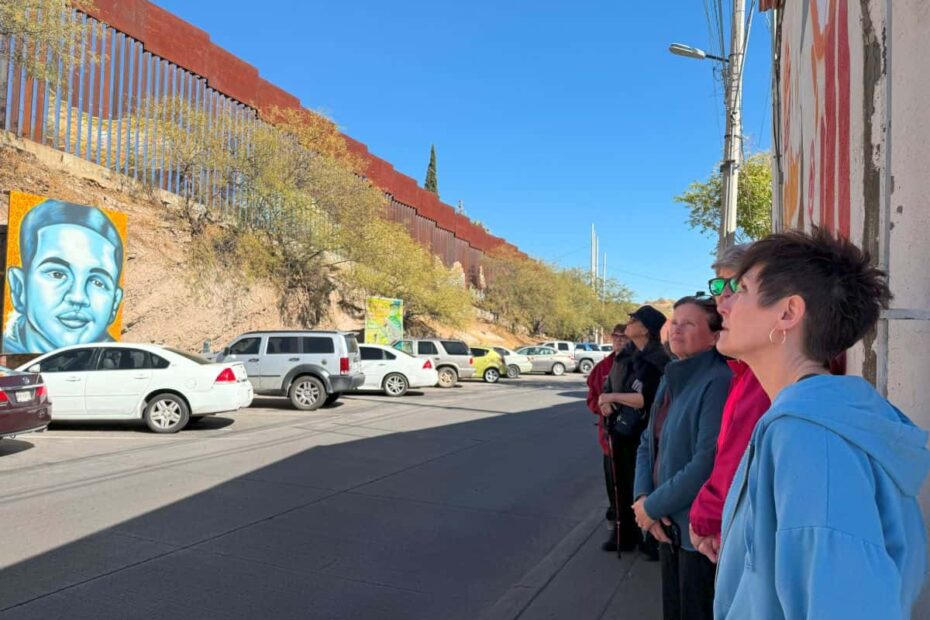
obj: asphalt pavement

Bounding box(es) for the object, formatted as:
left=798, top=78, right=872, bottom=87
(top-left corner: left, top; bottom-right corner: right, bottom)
left=0, top=374, right=661, bottom=619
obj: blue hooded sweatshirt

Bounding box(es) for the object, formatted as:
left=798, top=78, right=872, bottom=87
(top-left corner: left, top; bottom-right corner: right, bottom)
left=715, top=375, right=930, bottom=620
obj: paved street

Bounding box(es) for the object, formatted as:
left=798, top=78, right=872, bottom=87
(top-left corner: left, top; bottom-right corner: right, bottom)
left=0, top=375, right=660, bottom=619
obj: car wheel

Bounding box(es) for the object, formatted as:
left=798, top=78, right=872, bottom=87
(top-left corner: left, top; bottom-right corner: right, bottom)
left=483, top=368, right=501, bottom=383
left=437, top=367, right=458, bottom=388
left=551, top=363, right=565, bottom=376
left=579, top=359, right=594, bottom=374
left=383, top=373, right=409, bottom=397
left=323, top=393, right=341, bottom=407
left=144, top=393, right=190, bottom=433
left=506, top=365, right=521, bottom=379
left=289, top=376, right=326, bottom=410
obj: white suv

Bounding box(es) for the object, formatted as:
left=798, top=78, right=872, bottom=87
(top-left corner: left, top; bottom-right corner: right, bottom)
left=217, top=331, right=364, bottom=410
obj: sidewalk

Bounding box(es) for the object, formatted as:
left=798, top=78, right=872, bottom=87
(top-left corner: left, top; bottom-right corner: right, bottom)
left=481, top=512, right=663, bottom=620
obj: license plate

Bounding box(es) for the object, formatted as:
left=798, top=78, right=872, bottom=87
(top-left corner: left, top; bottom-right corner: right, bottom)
left=14, top=391, right=31, bottom=403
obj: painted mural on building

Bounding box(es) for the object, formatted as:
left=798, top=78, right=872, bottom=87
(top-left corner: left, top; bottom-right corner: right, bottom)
left=3, top=191, right=128, bottom=354
left=779, top=0, right=853, bottom=237
left=364, top=297, right=404, bottom=345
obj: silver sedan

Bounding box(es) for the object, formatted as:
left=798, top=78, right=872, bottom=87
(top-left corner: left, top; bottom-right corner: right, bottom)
left=513, top=346, right=577, bottom=375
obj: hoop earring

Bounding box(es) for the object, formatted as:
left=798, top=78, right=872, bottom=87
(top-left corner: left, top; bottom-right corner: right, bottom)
left=768, top=328, right=787, bottom=345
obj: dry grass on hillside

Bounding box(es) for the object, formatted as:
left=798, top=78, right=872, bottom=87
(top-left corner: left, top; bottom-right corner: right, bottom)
left=0, top=137, right=531, bottom=352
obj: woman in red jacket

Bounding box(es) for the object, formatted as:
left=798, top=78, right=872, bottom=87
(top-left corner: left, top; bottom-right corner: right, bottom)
left=689, top=245, right=771, bottom=562
left=586, top=323, right=629, bottom=551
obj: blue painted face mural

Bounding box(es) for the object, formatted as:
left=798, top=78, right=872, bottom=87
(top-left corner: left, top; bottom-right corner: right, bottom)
left=4, top=197, right=126, bottom=354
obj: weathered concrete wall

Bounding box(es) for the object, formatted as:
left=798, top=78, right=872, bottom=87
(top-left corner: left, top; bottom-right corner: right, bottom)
left=771, top=0, right=930, bottom=614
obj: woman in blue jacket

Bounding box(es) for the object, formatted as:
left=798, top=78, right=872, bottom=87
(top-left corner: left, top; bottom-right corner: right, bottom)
left=633, top=296, right=732, bottom=620
left=715, top=228, right=930, bottom=619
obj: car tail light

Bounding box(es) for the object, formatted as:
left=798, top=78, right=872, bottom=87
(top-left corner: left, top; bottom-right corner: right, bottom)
left=0, top=391, right=8, bottom=404
left=469, top=357, right=474, bottom=366
left=340, top=357, right=350, bottom=374
left=36, top=385, right=47, bottom=402
left=215, top=368, right=237, bottom=383
left=422, top=360, right=433, bottom=370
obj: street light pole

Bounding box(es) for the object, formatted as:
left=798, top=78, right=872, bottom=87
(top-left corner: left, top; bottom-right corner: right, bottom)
left=719, top=0, right=746, bottom=256
left=669, top=0, right=747, bottom=256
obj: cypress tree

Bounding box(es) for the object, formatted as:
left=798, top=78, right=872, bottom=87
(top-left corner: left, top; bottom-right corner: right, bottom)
left=424, top=145, right=439, bottom=197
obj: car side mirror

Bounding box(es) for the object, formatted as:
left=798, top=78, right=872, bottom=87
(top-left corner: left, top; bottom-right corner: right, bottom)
left=27, top=364, right=40, bottom=373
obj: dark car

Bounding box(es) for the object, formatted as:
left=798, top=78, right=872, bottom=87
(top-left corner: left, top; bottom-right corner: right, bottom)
left=0, top=367, right=51, bottom=439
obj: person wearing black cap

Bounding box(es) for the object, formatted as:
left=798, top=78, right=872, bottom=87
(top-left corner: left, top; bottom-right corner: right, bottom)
left=597, top=305, right=671, bottom=553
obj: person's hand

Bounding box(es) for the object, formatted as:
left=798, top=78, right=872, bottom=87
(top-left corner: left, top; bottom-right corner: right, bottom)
left=599, top=403, right=614, bottom=417
left=598, top=393, right=612, bottom=406
left=632, top=496, right=654, bottom=530
left=690, top=525, right=720, bottom=563
left=649, top=520, right=671, bottom=544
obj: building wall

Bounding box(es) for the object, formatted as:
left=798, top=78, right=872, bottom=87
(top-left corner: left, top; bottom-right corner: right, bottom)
left=771, top=1, right=930, bottom=614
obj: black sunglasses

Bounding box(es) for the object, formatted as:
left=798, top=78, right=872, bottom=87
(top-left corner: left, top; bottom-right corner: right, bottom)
left=708, top=277, right=741, bottom=297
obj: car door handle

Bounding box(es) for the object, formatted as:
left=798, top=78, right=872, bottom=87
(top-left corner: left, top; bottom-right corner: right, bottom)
left=133, top=374, right=149, bottom=380
left=248, top=358, right=259, bottom=363
left=288, top=357, right=300, bottom=362
left=65, top=377, right=82, bottom=382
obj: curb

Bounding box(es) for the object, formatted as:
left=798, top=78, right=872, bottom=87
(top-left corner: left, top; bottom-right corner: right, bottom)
left=479, top=511, right=604, bottom=620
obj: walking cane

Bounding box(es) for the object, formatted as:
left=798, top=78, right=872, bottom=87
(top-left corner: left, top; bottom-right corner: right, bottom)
left=605, top=414, right=622, bottom=558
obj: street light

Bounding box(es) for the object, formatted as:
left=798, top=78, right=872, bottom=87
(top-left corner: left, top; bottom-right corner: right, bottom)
left=668, top=43, right=728, bottom=64
left=668, top=0, right=746, bottom=257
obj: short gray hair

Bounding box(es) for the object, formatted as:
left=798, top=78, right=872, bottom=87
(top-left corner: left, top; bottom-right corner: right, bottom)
left=712, top=243, right=751, bottom=273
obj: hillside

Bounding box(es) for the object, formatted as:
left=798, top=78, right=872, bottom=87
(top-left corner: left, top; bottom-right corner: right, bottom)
left=0, top=133, right=530, bottom=352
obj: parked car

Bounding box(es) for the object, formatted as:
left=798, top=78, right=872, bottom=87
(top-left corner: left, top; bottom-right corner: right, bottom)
left=357, top=344, right=438, bottom=396
left=469, top=347, right=506, bottom=383
left=491, top=346, right=533, bottom=378
left=18, top=344, right=253, bottom=433
left=542, top=340, right=576, bottom=356
left=573, top=343, right=611, bottom=374
left=514, top=345, right=577, bottom=375
left=0, top=366, right=51, bottom=439
left=392, top=338, right=475, bottom=388
left=216, top=330, right=363, bottom=411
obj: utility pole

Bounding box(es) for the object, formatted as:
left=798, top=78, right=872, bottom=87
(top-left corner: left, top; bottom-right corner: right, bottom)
left=718, top=0, right=746, bottom=256
left=601, top=252, right=608, bottom=299
left=593, top=230, right=599, bottom=291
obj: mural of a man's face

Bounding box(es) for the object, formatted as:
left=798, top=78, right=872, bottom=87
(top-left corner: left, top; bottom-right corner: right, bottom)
left=9, top=222, right=124, bottom=349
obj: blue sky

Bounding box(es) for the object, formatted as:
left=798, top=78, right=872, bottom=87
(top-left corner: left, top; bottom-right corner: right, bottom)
left=154, top=0, right=773, bottom=302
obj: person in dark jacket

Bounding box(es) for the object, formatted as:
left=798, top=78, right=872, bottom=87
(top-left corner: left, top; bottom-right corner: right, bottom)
left=633, top=296, right=731, bottom=620
left=598, top=305, right=670, bottom=552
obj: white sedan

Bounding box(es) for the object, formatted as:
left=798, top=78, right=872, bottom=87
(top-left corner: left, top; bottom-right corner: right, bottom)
left=357, top=344, right=439, bottom=396
left=17, top=343, right=253, bottom=433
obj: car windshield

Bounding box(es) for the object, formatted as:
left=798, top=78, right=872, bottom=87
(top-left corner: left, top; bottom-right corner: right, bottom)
left=164, top=347, right=210, bottom=364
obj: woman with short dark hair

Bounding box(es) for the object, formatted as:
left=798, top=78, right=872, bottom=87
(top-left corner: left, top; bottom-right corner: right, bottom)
left=633, top=296, right=731, bottom=620
left=715, top=228, right=930, bottom=619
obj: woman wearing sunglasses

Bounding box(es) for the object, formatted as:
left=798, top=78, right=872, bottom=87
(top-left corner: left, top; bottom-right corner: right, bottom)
left=688, top=245, right=771, bottom=565
left=714, top=229, right=929, bottom=619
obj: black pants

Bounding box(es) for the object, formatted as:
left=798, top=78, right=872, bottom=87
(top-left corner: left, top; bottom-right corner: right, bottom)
left=659, top=545, right=716, bottom=620
left=603, top=454, right=617, bottom=522
left=607, top=433, right=642, bottom=544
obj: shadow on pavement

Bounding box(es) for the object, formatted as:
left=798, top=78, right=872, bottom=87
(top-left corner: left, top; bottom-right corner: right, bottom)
left=0, top=438, right=34, bottom=457
left=0, top=397, right=625, bottom=619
